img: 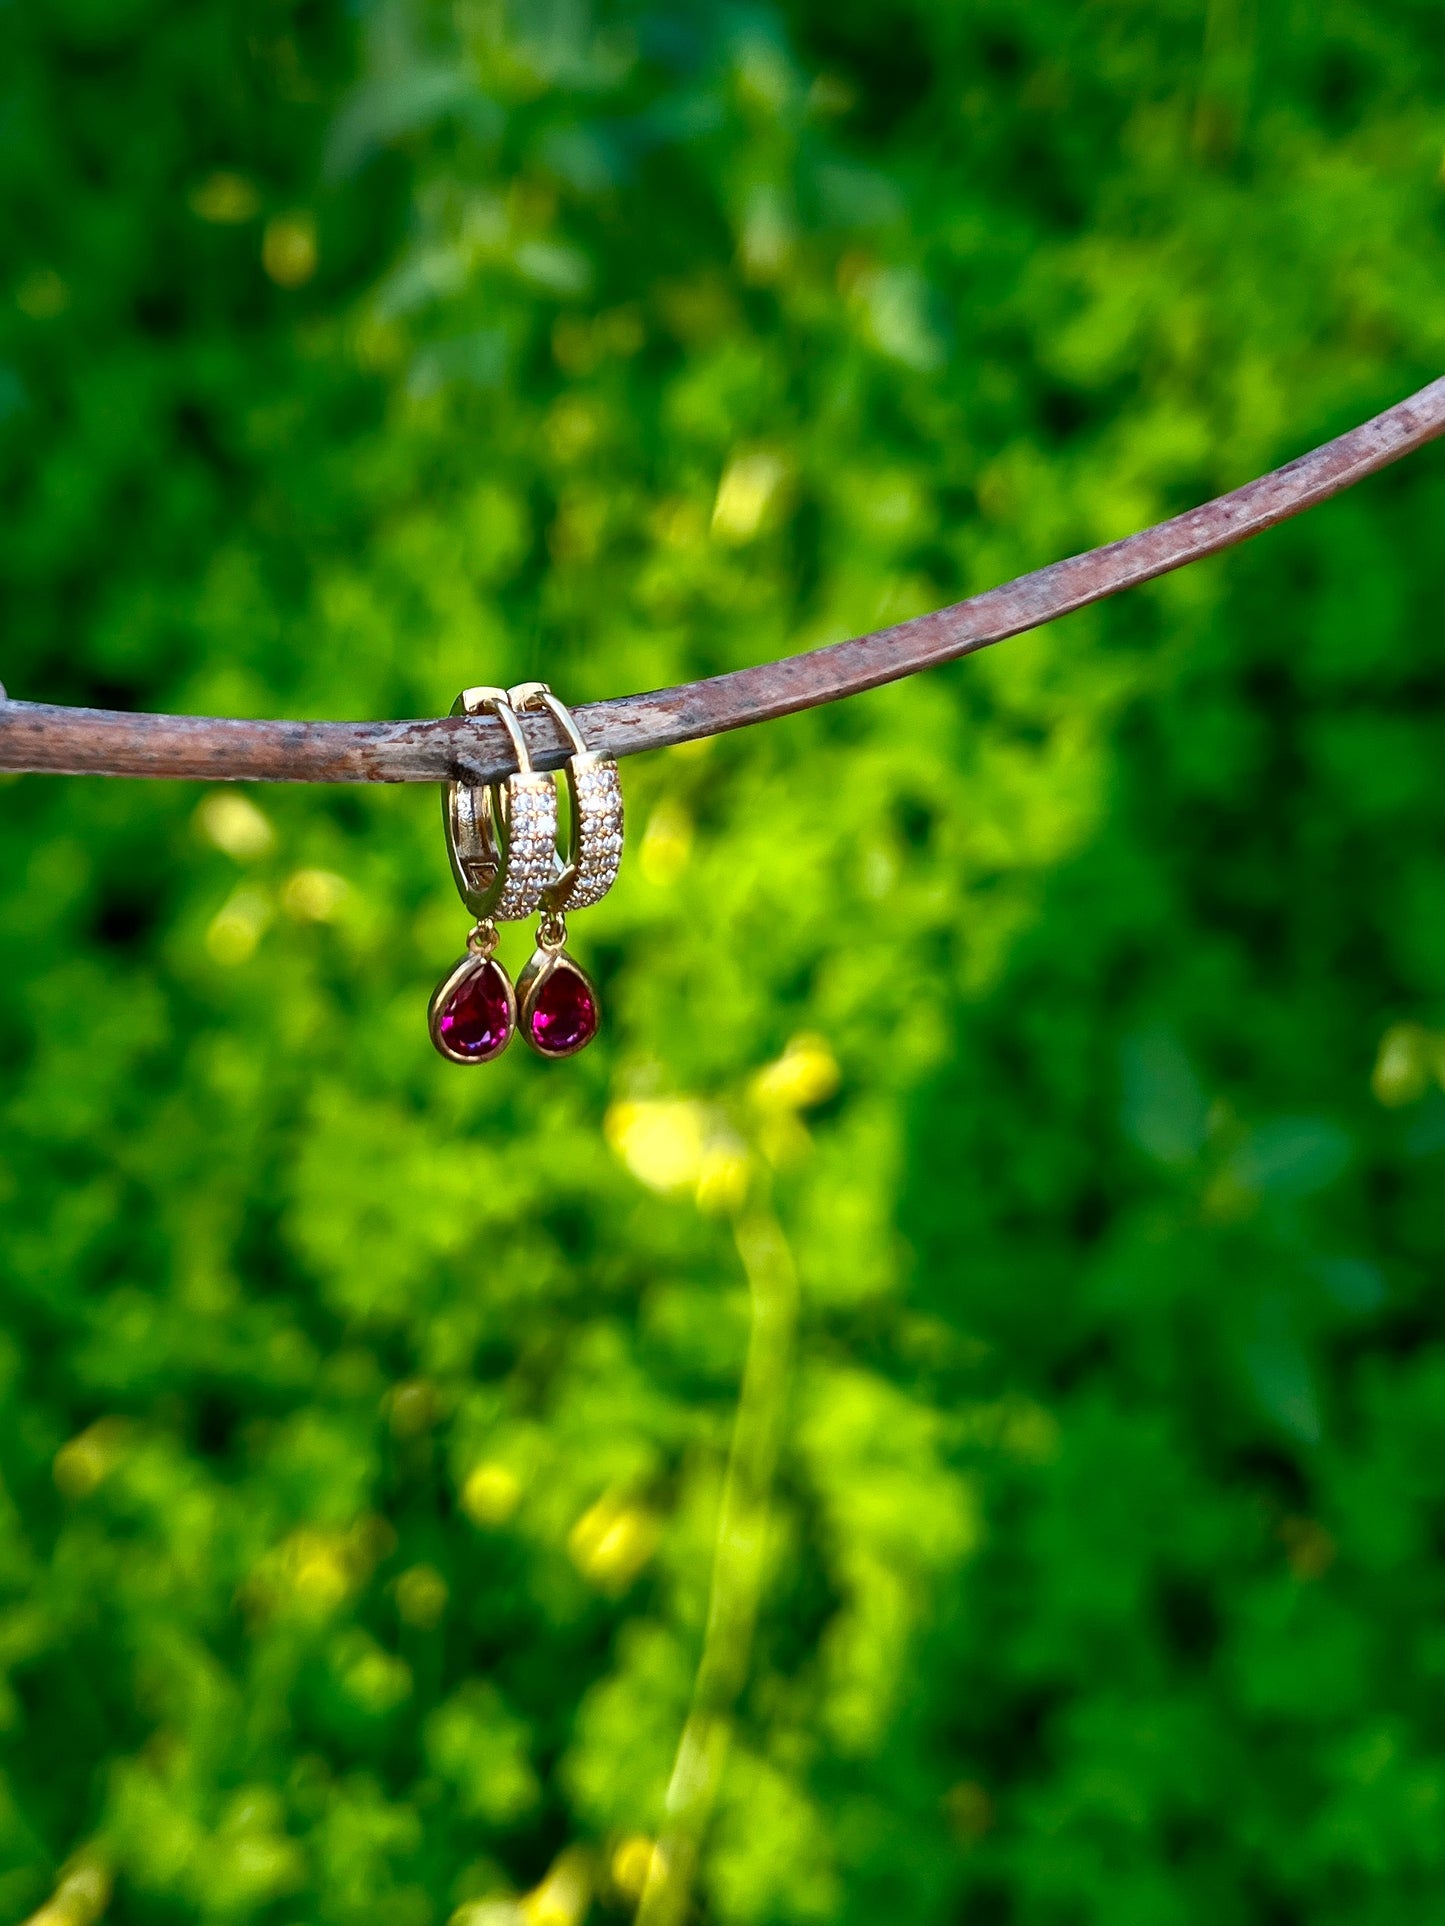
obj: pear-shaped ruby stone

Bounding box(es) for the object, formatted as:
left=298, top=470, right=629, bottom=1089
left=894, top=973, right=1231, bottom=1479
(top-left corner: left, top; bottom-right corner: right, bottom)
left=525, top=960, right=598, bottom=1056
left=436, top=957, right=512, bottom=1062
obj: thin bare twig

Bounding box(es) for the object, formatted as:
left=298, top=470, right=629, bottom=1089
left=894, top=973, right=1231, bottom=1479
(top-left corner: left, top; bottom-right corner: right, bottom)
left=2, top=378, right=1443, bottom=786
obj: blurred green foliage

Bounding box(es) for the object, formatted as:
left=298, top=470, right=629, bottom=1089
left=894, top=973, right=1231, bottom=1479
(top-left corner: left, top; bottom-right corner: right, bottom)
left=4, top=1, right=1445, bottom=1922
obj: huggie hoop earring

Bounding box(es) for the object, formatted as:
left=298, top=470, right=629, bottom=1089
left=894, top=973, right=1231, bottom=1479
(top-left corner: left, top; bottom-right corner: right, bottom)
left=429, top=687, right=553, bottom=1066
left=442, top=686, right=557, bottom=923
left=507, top=682, right=624, bottom=911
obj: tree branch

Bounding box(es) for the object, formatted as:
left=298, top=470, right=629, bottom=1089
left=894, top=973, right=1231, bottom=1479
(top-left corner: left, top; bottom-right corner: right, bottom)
left=3, top=377, right=1443, bottom=786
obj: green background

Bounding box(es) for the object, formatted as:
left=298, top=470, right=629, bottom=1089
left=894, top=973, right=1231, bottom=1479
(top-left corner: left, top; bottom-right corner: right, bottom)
left=4, top=2, right=1445, bottom=1922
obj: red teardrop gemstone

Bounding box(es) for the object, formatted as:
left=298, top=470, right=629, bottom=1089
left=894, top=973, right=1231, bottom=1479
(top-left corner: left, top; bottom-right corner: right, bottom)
left=525, top=959, right=598, bottom=1056
left=436, top=957, right=513, bottom=1062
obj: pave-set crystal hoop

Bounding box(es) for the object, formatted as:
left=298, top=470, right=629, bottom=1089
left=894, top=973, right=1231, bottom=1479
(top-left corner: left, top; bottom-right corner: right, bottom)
left=430, top=684, right=622, bottom=1065
left=441, top=686, right=557, bottom=925
left=508, top=681, right=624, bottom=912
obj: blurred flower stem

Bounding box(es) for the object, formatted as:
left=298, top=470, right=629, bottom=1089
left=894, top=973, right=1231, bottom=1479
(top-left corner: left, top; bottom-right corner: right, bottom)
left=22, top=1853, right=111, bottom=1926
left=635, top=1198, right=800, bottom=1926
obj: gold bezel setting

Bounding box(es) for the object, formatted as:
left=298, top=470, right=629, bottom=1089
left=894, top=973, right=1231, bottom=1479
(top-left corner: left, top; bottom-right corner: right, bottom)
left=516, top=943, right=599, bottom=1059
left=427, top=949, right=517, bottom=1064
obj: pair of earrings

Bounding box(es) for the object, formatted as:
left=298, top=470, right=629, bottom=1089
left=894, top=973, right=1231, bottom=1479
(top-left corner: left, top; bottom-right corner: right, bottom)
left=429, top=683, right=622, bottom=1064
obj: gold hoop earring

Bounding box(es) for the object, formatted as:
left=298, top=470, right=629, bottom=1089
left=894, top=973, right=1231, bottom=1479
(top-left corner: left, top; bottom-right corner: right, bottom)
left=508, top=681, right=624, bottom=912
left=441, top=687, right=557, bottom=925
left=506, top=683, right=623, bottom=1057
left=430, top=688, right=553, bottom=1064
